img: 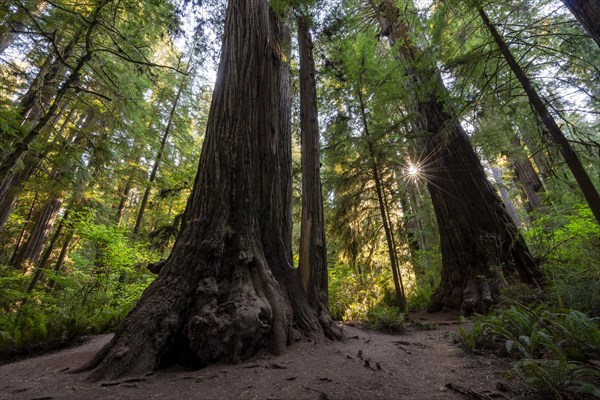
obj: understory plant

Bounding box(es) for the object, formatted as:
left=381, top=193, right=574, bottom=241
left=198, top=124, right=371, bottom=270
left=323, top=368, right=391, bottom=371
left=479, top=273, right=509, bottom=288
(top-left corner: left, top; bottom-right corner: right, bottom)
left=365, top=306, right=406, bottom=333
left=460, top=305, right=600, bottom=399
left=0, top=221, right=155, bottom=359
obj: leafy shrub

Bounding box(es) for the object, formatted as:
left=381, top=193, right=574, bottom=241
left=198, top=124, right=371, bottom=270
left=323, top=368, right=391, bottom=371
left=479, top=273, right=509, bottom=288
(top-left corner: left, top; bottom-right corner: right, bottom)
left=525, top=205, right=600, bottom=316
left=513, top=359, right=600, bottom=400
left=0, top=219, right=155, bottom=359
left=328, top=262, right=394, bottom=322
left=365, top=306, right=406, bottom=333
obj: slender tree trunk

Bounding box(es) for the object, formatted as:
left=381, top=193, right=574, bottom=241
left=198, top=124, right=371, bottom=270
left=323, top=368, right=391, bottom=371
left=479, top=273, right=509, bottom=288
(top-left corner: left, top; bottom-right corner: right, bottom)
left=27, top=209, right=69, bottom=292
left=372, top=0, right=544, bottom=313
left=79, top=1, right=339, bottom=382
left=478, top=7, right=600, bottom=225
left=382, top=183, right=408, bottom=307
left=8, top=192, right=38, bottom=263
left=46, top=228, right=75, bottom=291
left=133, top=79, right=185, bottom=235
left=356, top=74, right=407, bottom=312
left=297, top=15, right=337, bottom=327
left=561, top=0, right=600, bottom=49
left=19, top=33, right=78, bottom=125
left=509, top=137, right=544, bottom=211
left=10, top=113, right=87, bottom=271
left=491, top=166, right=522, bottom=226
left=11, top=195, right=62, bottom=271
left=1, top=25, right=79, bottom=154
left=0, top=103, right=74, bottom=233
left=521, top=134, right=551, bottom=182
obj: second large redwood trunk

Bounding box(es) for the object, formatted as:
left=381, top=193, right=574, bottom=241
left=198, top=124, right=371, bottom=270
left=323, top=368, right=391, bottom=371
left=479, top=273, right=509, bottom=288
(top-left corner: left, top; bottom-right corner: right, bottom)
left=371, top=0, right=545, bottom=313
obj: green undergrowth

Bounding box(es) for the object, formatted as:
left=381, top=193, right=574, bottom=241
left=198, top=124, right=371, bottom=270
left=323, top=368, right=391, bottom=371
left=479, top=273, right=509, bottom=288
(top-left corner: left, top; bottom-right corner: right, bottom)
left=460, top=305, right=600, bottom=399
left=364, top=306, right=406, bottom=333
left=525, top=205, right=600, bottom=316
left=0, top=265, right=154, bottom=361
left=0, top=219, right=155, bottom=361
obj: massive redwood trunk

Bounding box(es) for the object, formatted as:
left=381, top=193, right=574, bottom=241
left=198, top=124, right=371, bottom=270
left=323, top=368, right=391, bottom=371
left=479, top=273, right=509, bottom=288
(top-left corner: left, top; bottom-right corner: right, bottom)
left=561, top=0, right=600, bottom=49
left=372, top=0, right=544, bottom=313
left=80, top=1, right=338, bottom=381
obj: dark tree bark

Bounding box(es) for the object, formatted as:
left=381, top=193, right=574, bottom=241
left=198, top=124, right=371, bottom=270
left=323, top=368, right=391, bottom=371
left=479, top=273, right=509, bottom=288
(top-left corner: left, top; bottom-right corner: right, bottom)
left=79, top=1, right=339, bottom=382
left=297, top=15, right=338, bottom=327
left=372, top=0, right=544, bottom=313
left=8, top=192, right=38, bottom=264
left=46, top=227, right=74, bottom=291
left=27, top=209, right=69, bottom=292
left=561, top=0, right=600, bottom=49
left=509, top=137, right=544, bottom=211
left=521, top=134, right=551, bottom=182
left=478, top=7, right=600, bottom=225
left=133, top=79, right=185, bottom=235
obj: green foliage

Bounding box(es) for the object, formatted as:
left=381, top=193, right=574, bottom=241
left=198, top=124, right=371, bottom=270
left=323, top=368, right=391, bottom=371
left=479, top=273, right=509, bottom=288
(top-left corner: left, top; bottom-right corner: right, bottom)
left=72, top=214, right=150, bottom=276
left=513, top=359, right=600, bottom=400
left=406, top=249, right=441, bottom=311
left=525, top=205, right=600, bottom=316
left=459, top=305, right=600, bottom=398
left=328, top=262, right=398, bottom=322
left=501, top=283, right=545, bottom=307
left=0, top=218, right=155, bottom=357
left=365, top=306, right=406, bottom=333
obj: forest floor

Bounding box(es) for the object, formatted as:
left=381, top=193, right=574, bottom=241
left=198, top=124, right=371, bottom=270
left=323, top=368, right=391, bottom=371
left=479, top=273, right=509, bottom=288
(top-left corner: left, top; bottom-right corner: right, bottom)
left=0, top=312, right=527, bottom=400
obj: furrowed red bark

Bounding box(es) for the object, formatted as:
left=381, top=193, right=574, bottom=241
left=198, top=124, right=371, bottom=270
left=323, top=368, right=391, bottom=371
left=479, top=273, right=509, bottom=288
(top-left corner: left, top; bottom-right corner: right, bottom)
left=80, top=1, right=338, bottom=382
left=297, top=14, right=339, bottom=333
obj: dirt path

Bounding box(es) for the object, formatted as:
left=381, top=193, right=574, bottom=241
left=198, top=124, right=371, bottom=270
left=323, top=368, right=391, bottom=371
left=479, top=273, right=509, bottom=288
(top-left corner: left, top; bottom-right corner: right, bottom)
left=0, top=314, right=522, bottom=400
